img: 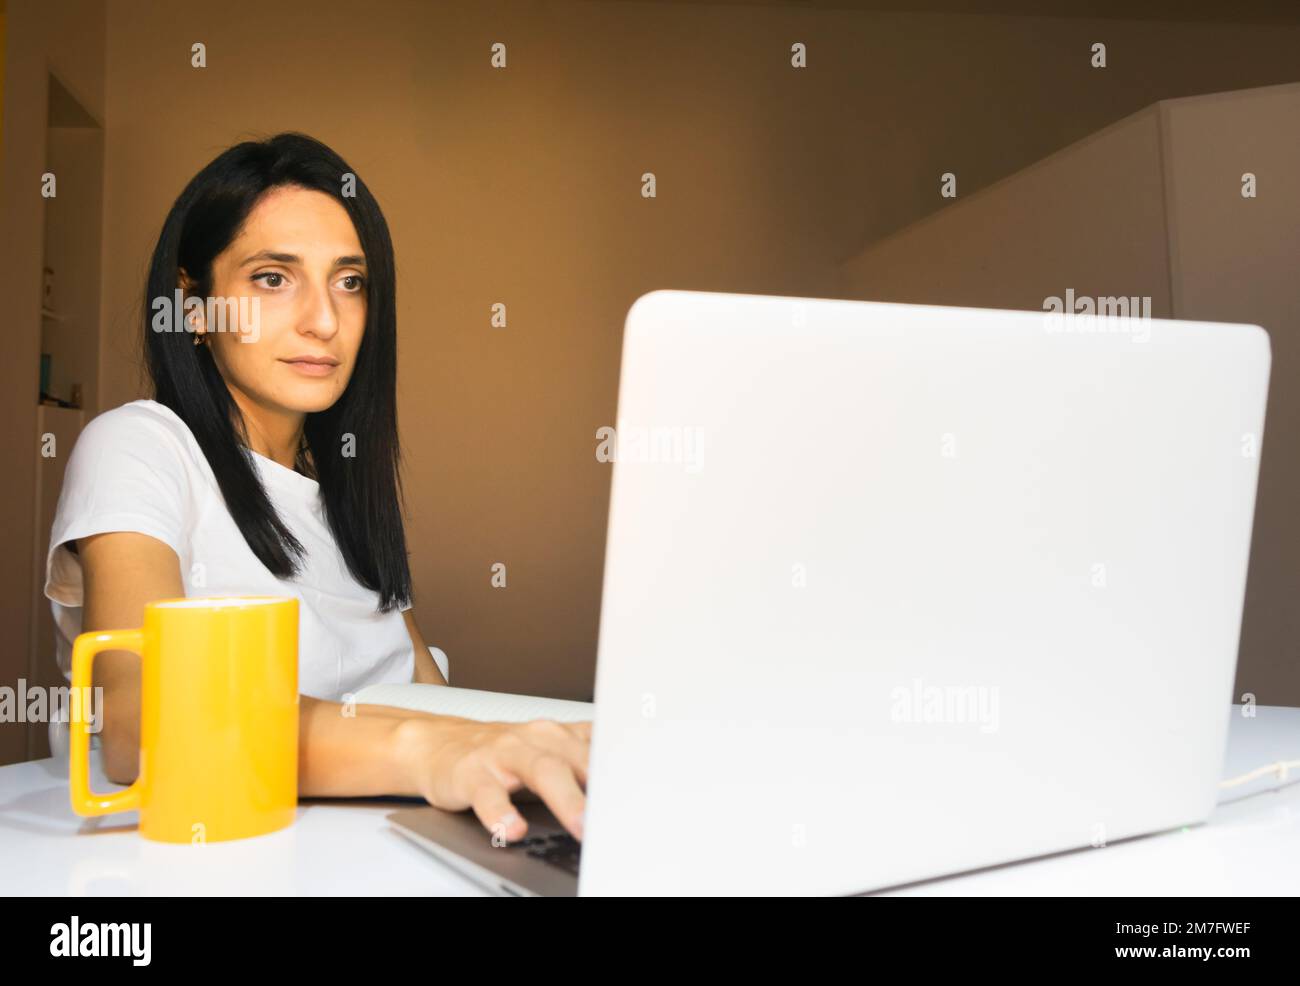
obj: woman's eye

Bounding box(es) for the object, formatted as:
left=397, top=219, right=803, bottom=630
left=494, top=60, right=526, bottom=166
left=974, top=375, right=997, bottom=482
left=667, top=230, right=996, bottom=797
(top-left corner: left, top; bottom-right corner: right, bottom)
left=253, top=272, right=286, bottom=288
left=340, top=274, right=365, bottom=292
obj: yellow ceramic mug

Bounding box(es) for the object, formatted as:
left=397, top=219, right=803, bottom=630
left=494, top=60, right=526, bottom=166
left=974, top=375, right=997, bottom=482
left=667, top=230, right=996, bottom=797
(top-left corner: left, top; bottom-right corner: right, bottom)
left=69, top=596, right=299, bottom=843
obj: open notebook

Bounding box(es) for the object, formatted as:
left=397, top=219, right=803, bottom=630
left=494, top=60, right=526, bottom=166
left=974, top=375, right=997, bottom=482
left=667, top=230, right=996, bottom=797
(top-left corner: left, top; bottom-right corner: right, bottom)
left=350, top=682, right=594, bottom=723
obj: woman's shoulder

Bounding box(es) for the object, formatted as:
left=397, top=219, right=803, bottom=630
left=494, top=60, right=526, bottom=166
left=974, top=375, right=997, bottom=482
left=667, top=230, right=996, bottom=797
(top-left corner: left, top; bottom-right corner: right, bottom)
left=47, top=400, right=207, bottom=613
left=80, top=398, right=194, bottom=443
left=84, top=398, right=188, bottom=435
left=72, top=399, right=207, bottom=478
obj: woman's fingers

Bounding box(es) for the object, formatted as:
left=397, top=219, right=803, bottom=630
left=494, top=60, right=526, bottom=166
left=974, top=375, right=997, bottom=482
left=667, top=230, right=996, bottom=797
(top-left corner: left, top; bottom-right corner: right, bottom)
left=454, top=720, right=591, bottom=842
left=469, top=781, right=529, bottom=844
left=565, top=720, right=593, bottom=743
left=521, top=719, right=591, bottom=787
left=506, top=746, right=587, bottom=841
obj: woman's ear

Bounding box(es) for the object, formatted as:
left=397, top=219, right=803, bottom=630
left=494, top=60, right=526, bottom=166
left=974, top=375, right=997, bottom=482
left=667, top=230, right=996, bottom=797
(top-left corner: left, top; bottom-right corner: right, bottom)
left=177, top=268, right=205, bottom=340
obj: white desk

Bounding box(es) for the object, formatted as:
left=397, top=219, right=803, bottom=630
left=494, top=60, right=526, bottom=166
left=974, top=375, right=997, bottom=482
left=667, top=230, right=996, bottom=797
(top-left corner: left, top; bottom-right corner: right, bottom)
left=2, top=705, right=1297, bottom=895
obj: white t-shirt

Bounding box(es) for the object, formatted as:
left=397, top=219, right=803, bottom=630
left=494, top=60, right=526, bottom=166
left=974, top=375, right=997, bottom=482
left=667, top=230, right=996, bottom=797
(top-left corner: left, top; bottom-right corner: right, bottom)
left=44, top=398, right=415, bottom=701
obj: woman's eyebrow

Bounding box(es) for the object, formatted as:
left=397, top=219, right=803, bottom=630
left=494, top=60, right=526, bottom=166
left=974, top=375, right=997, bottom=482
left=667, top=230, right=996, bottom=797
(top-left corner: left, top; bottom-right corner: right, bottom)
left=240, top=250, right=299, bottom=267
left=239, top=250, right=367, bottom=267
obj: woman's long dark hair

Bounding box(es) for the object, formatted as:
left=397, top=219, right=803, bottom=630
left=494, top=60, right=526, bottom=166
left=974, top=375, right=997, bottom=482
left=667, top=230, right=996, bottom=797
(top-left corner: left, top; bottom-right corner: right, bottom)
left=143, top=132, right=411, bottom=611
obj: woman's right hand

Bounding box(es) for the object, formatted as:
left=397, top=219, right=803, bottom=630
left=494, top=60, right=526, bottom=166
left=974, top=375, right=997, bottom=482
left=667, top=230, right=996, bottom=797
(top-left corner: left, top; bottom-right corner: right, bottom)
left=392, top=716, right=591, bottom=843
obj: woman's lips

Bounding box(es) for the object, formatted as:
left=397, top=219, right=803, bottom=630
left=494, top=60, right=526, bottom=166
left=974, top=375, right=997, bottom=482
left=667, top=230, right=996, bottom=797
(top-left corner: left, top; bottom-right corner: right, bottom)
left=280, top=359, right=339, bottom=377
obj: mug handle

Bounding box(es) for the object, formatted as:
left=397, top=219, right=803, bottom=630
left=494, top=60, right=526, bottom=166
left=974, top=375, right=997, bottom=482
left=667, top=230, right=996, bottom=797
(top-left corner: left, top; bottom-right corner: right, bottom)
left=70, top=629, right=144, bottom=816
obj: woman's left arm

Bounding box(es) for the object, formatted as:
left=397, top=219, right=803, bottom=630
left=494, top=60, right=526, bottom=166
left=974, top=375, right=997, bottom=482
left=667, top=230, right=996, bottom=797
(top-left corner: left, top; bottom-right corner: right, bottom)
left=404, top=609, right=448, bottom=685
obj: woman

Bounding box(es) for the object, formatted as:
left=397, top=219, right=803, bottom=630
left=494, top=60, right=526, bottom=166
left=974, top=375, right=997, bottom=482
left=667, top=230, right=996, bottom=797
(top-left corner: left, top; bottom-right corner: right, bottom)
left=44, top=132, right=588, bottom=843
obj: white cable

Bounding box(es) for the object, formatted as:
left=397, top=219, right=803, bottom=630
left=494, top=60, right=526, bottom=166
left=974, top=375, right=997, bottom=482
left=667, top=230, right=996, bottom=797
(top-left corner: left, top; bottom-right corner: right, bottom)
left=1218, top=758, right=1300, bottom=790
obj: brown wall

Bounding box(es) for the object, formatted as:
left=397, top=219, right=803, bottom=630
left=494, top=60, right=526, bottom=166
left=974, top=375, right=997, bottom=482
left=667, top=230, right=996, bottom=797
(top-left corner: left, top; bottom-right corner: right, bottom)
left=0, top=0, right=103, bottom=764
left=3, top=2, right=1297, bottom=759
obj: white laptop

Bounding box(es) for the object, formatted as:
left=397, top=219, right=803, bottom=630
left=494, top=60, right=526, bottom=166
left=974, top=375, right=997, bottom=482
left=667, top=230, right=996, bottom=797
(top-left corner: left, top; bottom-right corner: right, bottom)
left=388, top=289, right=1271, bottom=896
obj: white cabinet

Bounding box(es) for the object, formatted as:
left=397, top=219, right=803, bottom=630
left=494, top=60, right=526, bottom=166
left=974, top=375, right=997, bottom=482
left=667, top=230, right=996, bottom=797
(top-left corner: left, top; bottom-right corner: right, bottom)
left=28, top=405, right=84, bottom=760
left=837, top=83, right=1300, bottom=705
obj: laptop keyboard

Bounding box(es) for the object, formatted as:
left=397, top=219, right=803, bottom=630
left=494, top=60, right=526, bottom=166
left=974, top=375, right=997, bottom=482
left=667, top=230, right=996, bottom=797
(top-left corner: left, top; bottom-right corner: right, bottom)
left=508, top=832, right=582, bottom=875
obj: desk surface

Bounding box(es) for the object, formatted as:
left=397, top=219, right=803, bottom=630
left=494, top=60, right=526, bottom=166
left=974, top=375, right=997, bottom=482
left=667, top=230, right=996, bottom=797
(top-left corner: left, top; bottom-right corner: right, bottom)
left=2, top=705, right=1297, bottom=895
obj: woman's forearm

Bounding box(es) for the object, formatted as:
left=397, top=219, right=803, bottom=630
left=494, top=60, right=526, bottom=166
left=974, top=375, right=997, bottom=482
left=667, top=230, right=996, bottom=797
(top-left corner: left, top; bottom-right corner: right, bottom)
left=298, top=695, right=425, bottom=797
left=348, top=701, right=457, bottom=721
left=298, top=695, right=484, bottom=797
